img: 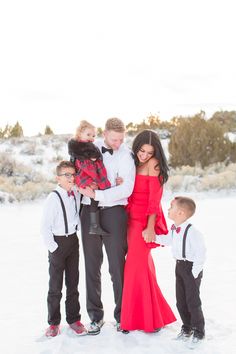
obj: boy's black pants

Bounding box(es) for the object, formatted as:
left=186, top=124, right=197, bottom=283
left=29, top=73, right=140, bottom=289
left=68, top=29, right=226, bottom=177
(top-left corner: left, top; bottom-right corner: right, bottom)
left=175, top=260, right=205, bottom=336
left=47, top=234, right=81, bottom=325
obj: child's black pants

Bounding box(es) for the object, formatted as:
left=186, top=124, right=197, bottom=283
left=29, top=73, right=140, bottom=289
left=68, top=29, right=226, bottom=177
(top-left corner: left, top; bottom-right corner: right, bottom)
left=175, top=260, right=205, bottom=336
left=47, top=233, right=81, bottom=325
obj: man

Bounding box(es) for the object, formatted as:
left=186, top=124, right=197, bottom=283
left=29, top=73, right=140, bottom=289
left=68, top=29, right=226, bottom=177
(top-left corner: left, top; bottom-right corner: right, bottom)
left=79, top=118, right=135, bottom=335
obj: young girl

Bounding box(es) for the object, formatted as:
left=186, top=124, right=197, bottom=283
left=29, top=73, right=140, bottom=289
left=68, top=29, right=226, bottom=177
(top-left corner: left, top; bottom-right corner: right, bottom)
left=68, top=120, right=120, bottom=235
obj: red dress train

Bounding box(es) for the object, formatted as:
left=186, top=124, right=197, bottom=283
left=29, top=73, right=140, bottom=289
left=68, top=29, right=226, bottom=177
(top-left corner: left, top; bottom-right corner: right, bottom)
left=120, top=175, right=176, bottom=332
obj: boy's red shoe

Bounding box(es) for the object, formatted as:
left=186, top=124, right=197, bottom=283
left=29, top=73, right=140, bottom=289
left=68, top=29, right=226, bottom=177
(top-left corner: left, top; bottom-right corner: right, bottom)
left=45, top=325, right=60, bottom=337
left=69, top=321, right=87, bottom=335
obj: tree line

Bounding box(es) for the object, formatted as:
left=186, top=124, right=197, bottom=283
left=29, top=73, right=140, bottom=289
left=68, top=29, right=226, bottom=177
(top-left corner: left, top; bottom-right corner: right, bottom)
left=1, top=110, right=236, bottom=168
left=0, top=122, right=53, bottom=138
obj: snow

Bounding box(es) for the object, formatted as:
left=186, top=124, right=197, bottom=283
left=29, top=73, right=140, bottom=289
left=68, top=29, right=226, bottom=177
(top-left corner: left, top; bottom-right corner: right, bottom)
left=1, top=192, right=236, bottom=354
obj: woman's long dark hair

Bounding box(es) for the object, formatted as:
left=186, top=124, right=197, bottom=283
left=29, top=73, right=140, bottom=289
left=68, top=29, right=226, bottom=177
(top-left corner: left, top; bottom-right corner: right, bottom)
left=132, top=129, right=169, bottom=184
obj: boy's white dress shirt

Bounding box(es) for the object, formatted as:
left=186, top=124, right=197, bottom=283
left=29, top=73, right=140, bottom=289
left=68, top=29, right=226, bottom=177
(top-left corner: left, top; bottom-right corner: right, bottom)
left=82, top=140, right=136, bottom=207
left=40, top=185, right=81, bottom=253
left=155, top=220, right=206, bottom=278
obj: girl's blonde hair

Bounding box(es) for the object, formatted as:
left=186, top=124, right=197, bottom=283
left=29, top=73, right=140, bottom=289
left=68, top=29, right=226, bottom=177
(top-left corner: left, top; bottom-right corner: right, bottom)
left=75, top=120, right=96, bottom=140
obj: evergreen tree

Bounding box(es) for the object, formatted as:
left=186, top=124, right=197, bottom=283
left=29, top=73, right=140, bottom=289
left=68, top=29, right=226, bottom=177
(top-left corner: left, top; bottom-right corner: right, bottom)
left=44, top=125, right=54, bottom=135
left=10, top=121, right=24, bottom=138
left=0, top=124, right=12, bottom=138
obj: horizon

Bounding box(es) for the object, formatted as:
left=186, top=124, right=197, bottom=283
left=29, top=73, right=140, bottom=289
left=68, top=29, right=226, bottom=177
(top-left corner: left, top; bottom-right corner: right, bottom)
left=1, top=107, right=235, bottom=138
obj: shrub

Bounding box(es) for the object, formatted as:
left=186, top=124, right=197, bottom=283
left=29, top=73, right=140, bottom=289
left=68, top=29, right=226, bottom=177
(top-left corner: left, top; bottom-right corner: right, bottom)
left=168, top=113, right=231, bottom=168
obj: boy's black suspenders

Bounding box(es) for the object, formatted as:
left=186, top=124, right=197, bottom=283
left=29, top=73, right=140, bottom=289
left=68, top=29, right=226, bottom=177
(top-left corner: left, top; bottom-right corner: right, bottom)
left=182, top=223, right=192, bottom=259
left=53, top=190, right=78, bottom=235
left=53, top=190, right=69, bottom=235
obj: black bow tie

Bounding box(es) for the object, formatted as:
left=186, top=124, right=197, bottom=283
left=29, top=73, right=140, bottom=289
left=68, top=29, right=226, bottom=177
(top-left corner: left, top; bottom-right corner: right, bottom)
left=102, top=146, right=113, bottom=155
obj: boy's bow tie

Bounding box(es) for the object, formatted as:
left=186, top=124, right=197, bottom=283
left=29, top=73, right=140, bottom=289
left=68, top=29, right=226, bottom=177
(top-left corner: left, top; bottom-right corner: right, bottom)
left=171, top=224, right=181, bottom=233
left=68, top=190, right=75, bottom=197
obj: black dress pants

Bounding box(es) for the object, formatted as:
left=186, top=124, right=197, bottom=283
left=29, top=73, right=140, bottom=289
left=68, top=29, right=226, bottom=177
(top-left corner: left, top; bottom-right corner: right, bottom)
left=81, top=205, right=128, bottom=323
left=47, top=234, right=81, bottom=325
left=175, top=260, right=205, bottom=335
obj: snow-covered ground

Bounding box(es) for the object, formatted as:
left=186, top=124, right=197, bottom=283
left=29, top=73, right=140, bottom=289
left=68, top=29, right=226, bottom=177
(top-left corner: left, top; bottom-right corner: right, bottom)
left=1, top=192, right=236, bottom=354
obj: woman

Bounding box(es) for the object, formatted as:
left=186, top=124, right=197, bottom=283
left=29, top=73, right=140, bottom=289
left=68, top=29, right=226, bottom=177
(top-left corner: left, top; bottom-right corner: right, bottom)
left=120, top=130, right=176, bottom=332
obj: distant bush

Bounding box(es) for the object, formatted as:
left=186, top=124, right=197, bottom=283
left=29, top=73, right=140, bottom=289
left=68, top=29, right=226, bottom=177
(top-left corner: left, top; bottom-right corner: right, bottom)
left=166, top=163, right=236, bottom=191
left=168, top=113, right=231, bottom=168
left=0, top=177, right=56, bottom=202
left=229, top=142, right=236, bottom=163
left=44, top=125, right=54, bottom=135
left=210, top=110, right=236, bottom=132
left=0, top=153, right=21, bottom=177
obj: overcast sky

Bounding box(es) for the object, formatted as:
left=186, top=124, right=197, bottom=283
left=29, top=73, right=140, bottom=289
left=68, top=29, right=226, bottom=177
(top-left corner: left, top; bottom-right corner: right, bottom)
left=0, top=0, right=235, bottom=136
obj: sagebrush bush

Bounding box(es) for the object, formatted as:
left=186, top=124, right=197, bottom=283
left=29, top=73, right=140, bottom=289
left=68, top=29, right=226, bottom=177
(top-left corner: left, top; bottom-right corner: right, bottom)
left=169, top=114, right=231, bottom=168
left=0, top=153, right=22, bottom=176
left=166, top=163, right=236, bottom=191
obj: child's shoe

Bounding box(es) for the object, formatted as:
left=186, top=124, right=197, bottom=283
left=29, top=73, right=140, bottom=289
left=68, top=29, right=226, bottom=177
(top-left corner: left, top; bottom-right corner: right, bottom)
left=89, top=211, right=110, bottom=236
left=45, top=325, right=60, bottom=337
left=69, top=320, right=87, bottom=335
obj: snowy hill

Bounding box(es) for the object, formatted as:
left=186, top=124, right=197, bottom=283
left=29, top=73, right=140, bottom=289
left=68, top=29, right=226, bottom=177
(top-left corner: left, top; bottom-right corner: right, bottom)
left=0, top=134, right=236, bottom=203
left=1, top=195, right=236, bottom=354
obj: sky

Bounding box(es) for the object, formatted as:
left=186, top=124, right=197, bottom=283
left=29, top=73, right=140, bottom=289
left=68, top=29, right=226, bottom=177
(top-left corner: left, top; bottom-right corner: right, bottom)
left=0, top=0, right=236, bottom=136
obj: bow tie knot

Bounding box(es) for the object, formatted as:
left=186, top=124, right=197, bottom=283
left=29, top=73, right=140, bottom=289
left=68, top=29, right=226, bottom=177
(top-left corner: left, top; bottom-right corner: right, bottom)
left=102, top=146, right=113, bottom=155
left=68, top=190, right=75, bottom=197
left=171, top=224, right=181, bottom=233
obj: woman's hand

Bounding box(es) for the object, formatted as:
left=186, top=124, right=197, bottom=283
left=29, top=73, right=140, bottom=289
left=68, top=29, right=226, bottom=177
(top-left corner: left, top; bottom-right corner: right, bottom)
left=78, top=186, right=95, bottom=199
left=142, top=227, right=156, bottom=243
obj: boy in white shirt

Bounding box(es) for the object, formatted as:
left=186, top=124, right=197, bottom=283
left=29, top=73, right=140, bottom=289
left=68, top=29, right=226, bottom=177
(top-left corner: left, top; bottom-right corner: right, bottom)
left=41, top=161, right=86, bottom=337
left=143, top=196, right=206, bottom=347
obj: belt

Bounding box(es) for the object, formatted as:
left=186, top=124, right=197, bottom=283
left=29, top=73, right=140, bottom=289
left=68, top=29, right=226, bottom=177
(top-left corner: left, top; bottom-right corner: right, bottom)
left=176, top=259, right=192, bottom=264
left=53, top=232, right=77, bottom=238
left=99, top=205, right=124, bottom=210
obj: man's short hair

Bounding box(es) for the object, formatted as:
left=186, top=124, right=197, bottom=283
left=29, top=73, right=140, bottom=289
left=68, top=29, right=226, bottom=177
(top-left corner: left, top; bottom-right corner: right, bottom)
left=105, top=117, right=125, bottom=132
left=174, top=196, right=196, bottom=217
left=56, top=161, right=75, bottom=175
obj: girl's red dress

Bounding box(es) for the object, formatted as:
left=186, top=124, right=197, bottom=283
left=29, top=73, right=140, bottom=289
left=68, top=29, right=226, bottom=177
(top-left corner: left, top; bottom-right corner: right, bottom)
left=120, top=174, right=176, bottom=332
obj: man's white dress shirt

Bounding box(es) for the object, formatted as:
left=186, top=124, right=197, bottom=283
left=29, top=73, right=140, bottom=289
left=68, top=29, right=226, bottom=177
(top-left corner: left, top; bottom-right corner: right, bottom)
left=82, top=140, right=136, bottom=207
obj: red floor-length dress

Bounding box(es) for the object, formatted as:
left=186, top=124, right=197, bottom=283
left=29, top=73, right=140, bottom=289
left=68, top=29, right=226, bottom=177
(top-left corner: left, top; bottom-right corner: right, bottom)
left=120, top=175, right=176, bottom=332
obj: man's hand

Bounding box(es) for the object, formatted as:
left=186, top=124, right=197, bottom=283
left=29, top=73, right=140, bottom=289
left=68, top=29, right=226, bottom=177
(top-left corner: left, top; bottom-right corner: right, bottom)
left=78, top=186, right=95, bottom=199
left=90, top=182, right=99, bottom=190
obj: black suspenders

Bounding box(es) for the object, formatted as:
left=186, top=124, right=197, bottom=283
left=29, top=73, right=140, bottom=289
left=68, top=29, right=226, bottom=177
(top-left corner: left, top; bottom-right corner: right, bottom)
left=53, top=190, right=78, bottom=235
left=182, top=223, right=192, bottom=259
left=53, top=190, right=69, bottom=235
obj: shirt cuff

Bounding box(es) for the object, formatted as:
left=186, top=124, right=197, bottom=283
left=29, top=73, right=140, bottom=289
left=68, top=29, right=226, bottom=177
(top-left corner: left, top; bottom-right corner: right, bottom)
left=46, top=240, right=58, bottom=253
left=94, top=190, right=105, bottom=203
left=192, top=264, right=203, bottom=278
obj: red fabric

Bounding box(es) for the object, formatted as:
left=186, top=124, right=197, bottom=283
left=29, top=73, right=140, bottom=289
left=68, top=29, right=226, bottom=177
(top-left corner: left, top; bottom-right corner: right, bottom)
left=120, top=175, right=176, bottom=332
left=74, top=159, right=111, bottom=189
left=171, top=224, right=181, bottom=233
